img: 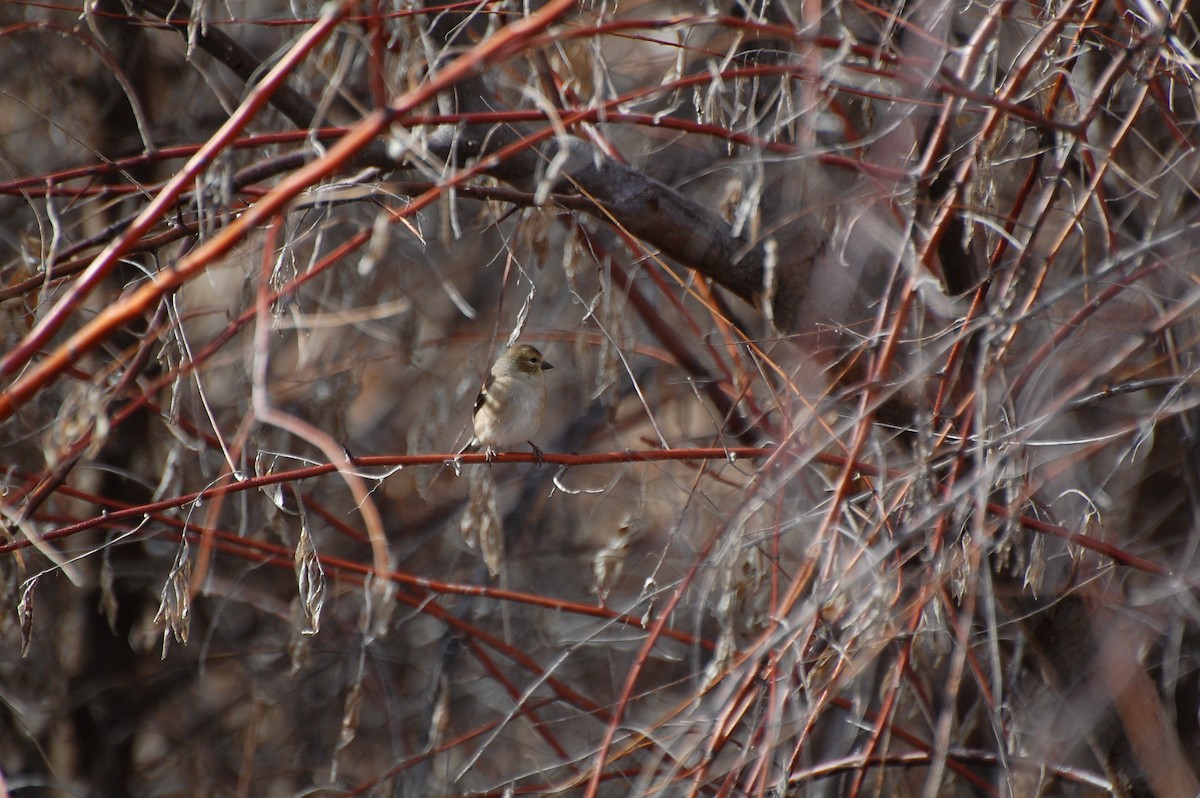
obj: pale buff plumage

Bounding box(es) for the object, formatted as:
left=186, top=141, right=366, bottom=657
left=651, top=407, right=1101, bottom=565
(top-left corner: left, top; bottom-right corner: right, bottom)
left=472, top=344, right=553, bottom=460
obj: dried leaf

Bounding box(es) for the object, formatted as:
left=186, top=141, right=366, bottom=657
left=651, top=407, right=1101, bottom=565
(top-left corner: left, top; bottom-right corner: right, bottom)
left=516, top=207, right=552, bottom=267
left=562, top=234, right=586, bottom=296
left=461, top=469, right=504, bottom=578
left=329, top=647, right=366, bottom=783
left=254, top=452, right=289, bottom=516
left=286, top=629, right=312, bottom=676
left=719, top=175, right=744, bottom=224
left=363, top=572, right=396, bottom=643
left=356, top=209, right=391, bottom=276
left=701, top=627, right=735, bottom=690
left=593, top=516, right=637, bottom=603
left=1023, top=534, right=1045, bottom=597
left=428, top=673, right=451, bottom=750
left=950, top=533, right=973, bottom=602
left=294, top=509, right=326, bottom=636
left=338, top=676, right=363, bottom=751
left=154, top=540, right=192, bottom=658
left=17, top=577, right=36, bottom=656
left=507, top=282, right=537, bottom=349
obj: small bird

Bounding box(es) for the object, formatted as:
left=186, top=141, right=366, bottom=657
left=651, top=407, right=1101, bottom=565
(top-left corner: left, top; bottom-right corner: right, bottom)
left=472, top=343, right=553, bottom=463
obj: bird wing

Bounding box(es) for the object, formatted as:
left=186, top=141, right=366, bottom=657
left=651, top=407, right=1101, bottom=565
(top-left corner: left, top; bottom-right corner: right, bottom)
left=473, top=372, right=495, bottom=416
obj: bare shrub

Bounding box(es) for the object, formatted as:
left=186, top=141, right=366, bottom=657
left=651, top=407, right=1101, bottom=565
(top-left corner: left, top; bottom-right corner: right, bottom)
left=2, top=1, right=1199, bottom=795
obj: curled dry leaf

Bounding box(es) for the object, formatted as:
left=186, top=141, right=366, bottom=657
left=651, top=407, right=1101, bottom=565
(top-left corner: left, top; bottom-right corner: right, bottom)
left=154, top=539, right=192, bottom=658
left=462, top=468, right=504, bottom=578
left=329, top=647, right=366, bottom=784
left=293, top=508, right=326, bottom=636
left=508, top=280, right=537, bottom=348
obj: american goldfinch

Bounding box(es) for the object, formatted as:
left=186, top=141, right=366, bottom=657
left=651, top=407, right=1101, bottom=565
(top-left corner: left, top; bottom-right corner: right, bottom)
left=473, top=344, right=553, bottom=462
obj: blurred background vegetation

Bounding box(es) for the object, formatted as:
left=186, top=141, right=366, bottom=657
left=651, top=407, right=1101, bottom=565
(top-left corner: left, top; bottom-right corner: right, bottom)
left=2, top=1, right=1200, bottom=795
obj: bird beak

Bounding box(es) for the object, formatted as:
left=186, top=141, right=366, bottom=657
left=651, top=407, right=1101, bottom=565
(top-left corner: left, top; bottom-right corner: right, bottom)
left=542, top=361, right=554, bottom=370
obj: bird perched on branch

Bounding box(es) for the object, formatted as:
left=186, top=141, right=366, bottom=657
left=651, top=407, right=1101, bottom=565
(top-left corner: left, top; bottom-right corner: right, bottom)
left=472, top=343, right=553, bottom=463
